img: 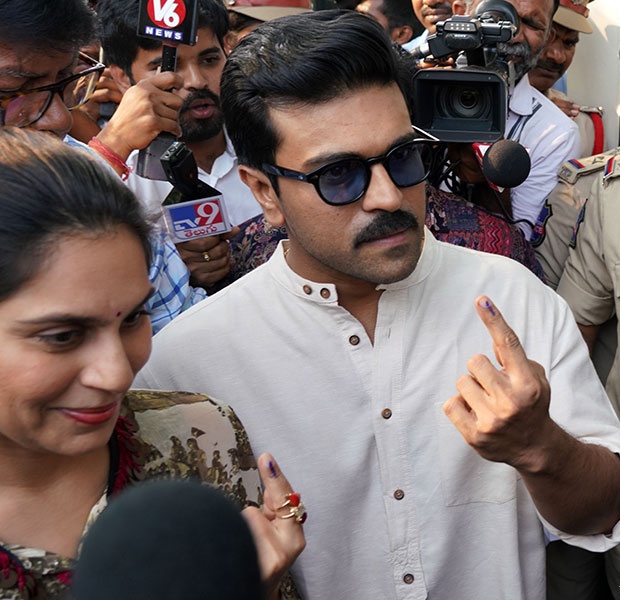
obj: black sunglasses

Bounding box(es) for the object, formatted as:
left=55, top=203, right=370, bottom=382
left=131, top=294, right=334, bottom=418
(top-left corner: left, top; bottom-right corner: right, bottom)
left=0, top=52, right=105, bottom=128
left=262, top=128, right=438, bottom=206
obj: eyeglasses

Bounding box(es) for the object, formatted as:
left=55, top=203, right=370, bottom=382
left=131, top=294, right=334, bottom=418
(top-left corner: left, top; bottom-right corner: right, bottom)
left=262, top=129, right=437, bottom=206
left=0, top=52, right=105, bottom=127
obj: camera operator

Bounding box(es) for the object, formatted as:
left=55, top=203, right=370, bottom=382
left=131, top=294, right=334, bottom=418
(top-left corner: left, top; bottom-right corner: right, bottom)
left=450, top=0, right=580, bottom=240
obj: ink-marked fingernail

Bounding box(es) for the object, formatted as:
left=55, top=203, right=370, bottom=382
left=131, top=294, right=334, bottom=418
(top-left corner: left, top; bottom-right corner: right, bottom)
left=268, top=461, right=278, bottom=478
left=480, top=297, right=496, bottom=316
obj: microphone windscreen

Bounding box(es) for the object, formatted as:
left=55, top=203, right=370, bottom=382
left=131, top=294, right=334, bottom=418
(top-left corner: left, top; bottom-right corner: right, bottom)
left=481, top=139, right=531, bottom=189
left=73, top=480, right=262, bottom=600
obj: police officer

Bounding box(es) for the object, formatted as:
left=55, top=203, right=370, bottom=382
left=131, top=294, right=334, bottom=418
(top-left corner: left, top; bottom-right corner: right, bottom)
left=529, top=0, right=605, bottom=158
left=555, top=151, right=620, bottom=599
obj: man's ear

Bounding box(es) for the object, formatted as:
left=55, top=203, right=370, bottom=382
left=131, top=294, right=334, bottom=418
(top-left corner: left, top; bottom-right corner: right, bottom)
left=239, top=166, right=286, bottom=227
left=392, top=25, right=414, bottom=46
left=107, top=64, right=133, bottom=94
left=452, top=0, right=468, bottom=15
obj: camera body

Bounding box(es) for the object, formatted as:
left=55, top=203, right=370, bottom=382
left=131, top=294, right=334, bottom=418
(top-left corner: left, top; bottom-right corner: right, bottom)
left=410, top=0, right=519, bottom=143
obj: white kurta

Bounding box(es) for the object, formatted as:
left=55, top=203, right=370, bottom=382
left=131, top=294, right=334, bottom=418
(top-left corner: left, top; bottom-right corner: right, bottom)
left=137, top=231, right=620, bottom=600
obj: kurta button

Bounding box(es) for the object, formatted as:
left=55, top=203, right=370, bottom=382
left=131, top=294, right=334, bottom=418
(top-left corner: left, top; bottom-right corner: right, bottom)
left=303, top=285, right=312, bottom=295
left=349, top=335, right=360, bottom=346
left=393, top=488, right=405, bottom=500
left=320, top=288, right=330, bottom=299
left=381, top=408, right=392, bottom=419
left=403, top=573, right=414, bottom=584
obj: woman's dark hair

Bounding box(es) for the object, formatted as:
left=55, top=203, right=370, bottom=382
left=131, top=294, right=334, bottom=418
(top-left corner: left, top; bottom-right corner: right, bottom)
left=0, top=0, right=98, bottom=52
left=0, top=128, right=152, bottom=302
left=221, top=10, right=408, bottom=172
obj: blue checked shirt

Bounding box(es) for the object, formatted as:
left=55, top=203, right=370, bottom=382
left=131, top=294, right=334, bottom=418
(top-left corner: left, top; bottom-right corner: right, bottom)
left=147, top=232, right=207, bottom=334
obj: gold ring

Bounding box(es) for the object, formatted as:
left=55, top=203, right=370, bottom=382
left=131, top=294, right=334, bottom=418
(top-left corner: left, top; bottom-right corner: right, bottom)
left=202, top=251, right=211, bottom=262
left=276, top=492, right=307, bottom=524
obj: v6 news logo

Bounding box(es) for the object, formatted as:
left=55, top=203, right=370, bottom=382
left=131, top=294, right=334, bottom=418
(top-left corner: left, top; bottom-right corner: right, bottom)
left=138, top=0, right=197, bottom=44
left=147, top=0, right=186, bottom=28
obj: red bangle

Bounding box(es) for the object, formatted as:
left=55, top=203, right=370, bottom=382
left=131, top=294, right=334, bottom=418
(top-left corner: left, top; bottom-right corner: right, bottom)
left=88, top=137, right=130, bottom=181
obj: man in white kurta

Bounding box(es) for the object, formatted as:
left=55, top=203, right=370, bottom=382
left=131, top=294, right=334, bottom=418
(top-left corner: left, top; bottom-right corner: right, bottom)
left=135, top=10, right=620, bottom=600
left=137, top=231, right=620, bottom=599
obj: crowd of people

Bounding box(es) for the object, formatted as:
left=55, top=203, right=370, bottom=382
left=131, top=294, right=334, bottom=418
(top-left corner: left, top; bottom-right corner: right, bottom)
left=0, top=0, right=619, bottom=598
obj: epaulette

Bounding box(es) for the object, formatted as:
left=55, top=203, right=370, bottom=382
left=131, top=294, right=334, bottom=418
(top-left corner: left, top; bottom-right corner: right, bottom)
left=603, top=154, right=620, bottom=185
left=557, top=146, right=620, bottom=185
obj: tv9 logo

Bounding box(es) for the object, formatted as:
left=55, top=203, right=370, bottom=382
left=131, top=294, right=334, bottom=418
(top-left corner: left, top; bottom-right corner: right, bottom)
left=147, top=0, right=186, bottom=28
left=164, top=197, right=232, bottom=241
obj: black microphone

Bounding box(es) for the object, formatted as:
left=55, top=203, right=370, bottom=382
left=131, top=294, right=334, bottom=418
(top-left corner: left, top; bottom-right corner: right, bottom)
left=73, top=480, right=263, bottom=600
left=481, top=139, right=531, bottom=189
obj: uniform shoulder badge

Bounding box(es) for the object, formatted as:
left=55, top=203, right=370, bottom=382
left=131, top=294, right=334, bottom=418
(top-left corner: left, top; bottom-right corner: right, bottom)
left=558, top=146, right=620, bottom=185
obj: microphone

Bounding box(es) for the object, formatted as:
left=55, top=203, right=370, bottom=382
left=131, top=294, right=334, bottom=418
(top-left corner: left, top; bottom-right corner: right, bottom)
left=479, top=139, right=531, bottom=190
left=73, top=480, right=263, bottom=600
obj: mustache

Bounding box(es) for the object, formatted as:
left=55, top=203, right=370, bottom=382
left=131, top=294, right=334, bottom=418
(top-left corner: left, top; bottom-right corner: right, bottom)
left=497, top=42, right=531, bottom=60
left=535, top=59, right=563, bottom=73
left=354, top=210, right=419, bottom=247
left=180, top=88, right=221, bottom=113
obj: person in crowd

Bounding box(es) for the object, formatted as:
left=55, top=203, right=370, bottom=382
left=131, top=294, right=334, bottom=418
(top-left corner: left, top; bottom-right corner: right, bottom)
left=0, top=126, right=304, bottom=599
left=543, top=149, right=620, bottom=600
left=136, top=11, right=620, bottom=599
left=95, top=0, right=259, bottom=292
left=450, top=0, right=581, bottom=240
left=225, top=0, right=312, bottom=51
left=529, top=0, right=603, bottom=158
left=403, top=0, right=452, bottom=51
left=356, top=0, right=419, bottom=46
left=0, top=0, right=209, bottom=334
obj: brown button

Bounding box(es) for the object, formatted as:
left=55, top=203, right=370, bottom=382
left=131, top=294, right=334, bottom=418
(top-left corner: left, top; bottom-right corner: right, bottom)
left=349, top=335, right=360, bottom=346
left=393, top=489, right=405, bottom=500
left=320, top=288, right=331, bottom=299
left=403, top=573, right=414, bottom=585
left=302, top=285, right=312, bottom=295
left=381, top=408, right=392, bottom=419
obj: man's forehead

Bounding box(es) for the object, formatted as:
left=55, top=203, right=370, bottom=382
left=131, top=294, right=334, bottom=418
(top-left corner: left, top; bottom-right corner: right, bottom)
left=0, top=45, right=75, bottom=82
left=471, top=0, right=553, bottom=15
left=553, top=22, right=580, bottom=40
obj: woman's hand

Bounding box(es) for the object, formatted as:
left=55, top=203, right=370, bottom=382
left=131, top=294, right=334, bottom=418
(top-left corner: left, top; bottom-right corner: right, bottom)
left=242, top=453, right=306, bottom=600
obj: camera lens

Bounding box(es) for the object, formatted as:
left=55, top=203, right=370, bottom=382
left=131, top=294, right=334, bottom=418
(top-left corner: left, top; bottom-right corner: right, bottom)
left=438, top=85, right=491, bottom=119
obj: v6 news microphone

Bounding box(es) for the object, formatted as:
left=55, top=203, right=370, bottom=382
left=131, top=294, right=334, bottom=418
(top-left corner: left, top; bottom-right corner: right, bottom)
left=135, top=0, right=199, bottom=180
left=73, top=480, right=263, bottom=600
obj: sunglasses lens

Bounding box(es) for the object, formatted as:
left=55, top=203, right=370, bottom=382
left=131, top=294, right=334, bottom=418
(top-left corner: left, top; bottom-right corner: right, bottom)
left=2, top=91, right=51, bottom=127
left=387, top=142, right=432, bottom=187
left=318, top=159, right=367, bottom=205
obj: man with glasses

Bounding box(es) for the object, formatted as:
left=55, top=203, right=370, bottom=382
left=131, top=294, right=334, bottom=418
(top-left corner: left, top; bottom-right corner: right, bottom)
left=137, top=11, right=620, bottom=599
left=0, top=0, right=208, bottom=334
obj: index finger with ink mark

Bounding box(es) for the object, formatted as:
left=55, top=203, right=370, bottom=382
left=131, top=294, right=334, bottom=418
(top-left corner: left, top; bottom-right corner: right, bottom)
left=475, top=295, right=528, bottom=372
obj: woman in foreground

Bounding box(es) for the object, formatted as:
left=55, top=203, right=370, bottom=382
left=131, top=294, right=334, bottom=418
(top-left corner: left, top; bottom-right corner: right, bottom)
left=0, top=127, right=304, bottom=599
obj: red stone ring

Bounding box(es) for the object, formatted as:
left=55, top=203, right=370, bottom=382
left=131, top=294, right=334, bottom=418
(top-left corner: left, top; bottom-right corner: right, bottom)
left=276, top=492, right=307, bottom=524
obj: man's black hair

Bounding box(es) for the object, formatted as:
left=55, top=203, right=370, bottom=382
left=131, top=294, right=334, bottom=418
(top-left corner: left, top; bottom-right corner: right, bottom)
left=221, top=10, right=410, bottom=172
left=97, top=0, right=229, bottom=77
left=0, top=0, right=97, bottom=52
left=381, top=0, right=418, bottom=32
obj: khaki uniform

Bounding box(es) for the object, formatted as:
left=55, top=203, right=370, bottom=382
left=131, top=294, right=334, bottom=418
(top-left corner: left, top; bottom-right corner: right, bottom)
left=557, top=153, right=620, bottom=416
left=532, top=147, right=619, bottom=289
left=548, top=89, right=604, bottom=158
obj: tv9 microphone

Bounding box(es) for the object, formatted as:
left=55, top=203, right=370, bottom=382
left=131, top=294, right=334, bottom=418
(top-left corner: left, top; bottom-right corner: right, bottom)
left=473, top=139, right=531, bottom=191
left=73, top=480, right=263, bottom=600
left=135, top=0, right=199, bottom=180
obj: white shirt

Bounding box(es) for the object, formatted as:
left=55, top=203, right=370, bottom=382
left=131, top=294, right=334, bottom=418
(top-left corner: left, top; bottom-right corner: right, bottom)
left=126, top=131, right=261, bottom=226
left=136, top=231, right=620, bottom=600
left=507, top=75, right=581, bottom=240
left=402, top=29, right=429, bottom=53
